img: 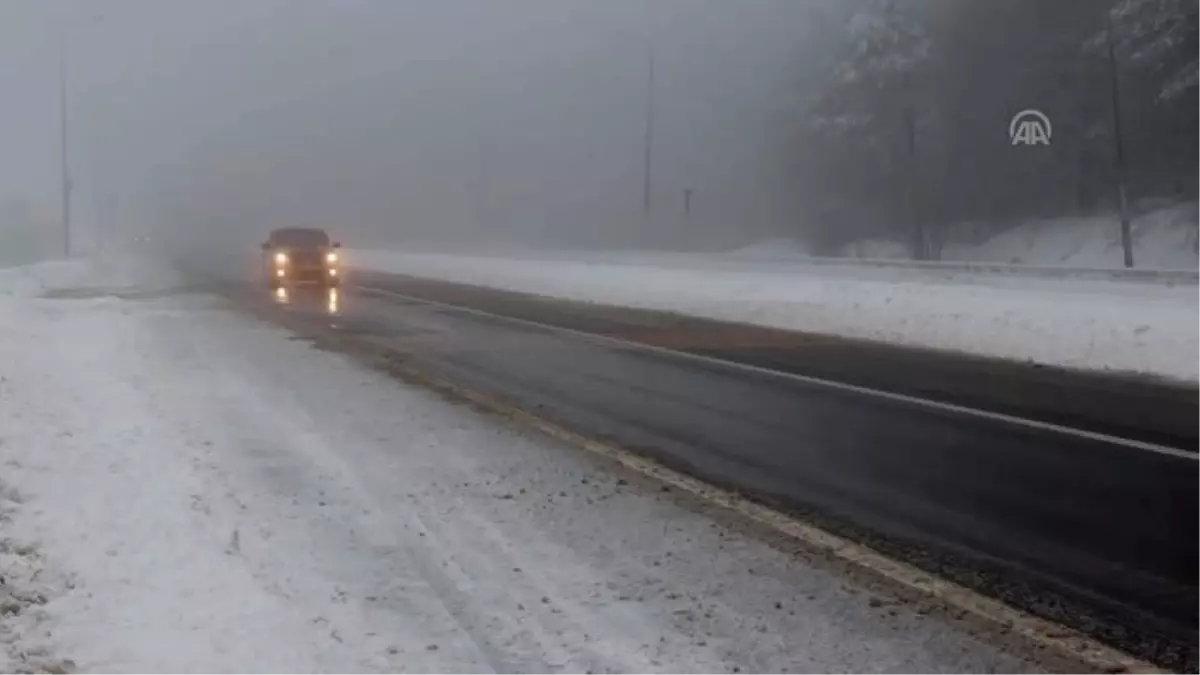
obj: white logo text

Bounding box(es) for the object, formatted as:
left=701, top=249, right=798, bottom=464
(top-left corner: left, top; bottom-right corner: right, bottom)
left=1009, top=109, right=1052, bottom=146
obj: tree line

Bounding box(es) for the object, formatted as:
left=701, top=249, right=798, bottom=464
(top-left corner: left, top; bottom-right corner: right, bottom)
left=799, top=0, right=1198, bottom=258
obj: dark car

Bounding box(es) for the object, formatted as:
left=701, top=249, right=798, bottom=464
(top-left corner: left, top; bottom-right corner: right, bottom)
left=261, top=227, right=342, bottom=288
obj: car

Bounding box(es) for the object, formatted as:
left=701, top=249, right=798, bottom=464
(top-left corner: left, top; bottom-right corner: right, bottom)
left=260, top=227, right=342, bottom=289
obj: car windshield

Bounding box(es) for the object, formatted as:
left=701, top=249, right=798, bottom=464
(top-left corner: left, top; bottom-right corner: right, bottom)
left=270, top=228, right=330, bottom=248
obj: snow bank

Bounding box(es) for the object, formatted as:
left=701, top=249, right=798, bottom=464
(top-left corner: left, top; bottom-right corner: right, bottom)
left=0, top=259, right=91, bottom=298
left=351, top=249, right=1199, bottom=383
left=0, top=480, right=75, bottom=674
left=0, top=252, right=187, bottom=300
left=942, top=202, right=1199, bottom=269
left=834, top=202, right=1199, bottom=269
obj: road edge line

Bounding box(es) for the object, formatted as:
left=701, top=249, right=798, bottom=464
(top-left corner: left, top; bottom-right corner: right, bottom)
left=373, top=354, right=1163, bottom=675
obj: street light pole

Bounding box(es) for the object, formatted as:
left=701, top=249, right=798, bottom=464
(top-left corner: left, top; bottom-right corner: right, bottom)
left=59, top=27, right=72, bottom=258
left=641, top=1, right=656, bottom=217
left=1105, top=8, right=1134, bottom=268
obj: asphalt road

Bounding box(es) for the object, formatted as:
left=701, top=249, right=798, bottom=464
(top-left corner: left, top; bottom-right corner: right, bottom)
left=230, top=273, right=1197, bottom=670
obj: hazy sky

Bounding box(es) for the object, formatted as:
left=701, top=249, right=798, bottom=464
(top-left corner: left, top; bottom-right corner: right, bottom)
left=1, top=0, right=841, bottom=253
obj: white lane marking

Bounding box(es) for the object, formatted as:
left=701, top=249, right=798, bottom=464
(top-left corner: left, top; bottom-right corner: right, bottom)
left=356, top=284, right=1197, bottom=461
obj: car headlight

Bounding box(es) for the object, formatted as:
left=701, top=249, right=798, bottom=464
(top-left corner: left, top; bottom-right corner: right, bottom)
left=274, top=251, right=289, bottom=265
left=325, top=251, right=338, bottom=264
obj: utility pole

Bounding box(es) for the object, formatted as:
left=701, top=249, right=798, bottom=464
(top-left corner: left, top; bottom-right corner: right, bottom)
left=1105, top=8, right=1134, bottom=268
left=903, top=107, right=925, bottom=260
left=56, top=13, right=104, bottom=258
left=900, top=69, right=925, bottom=261
left=641, top=1, right=656, bottom=217
left=59, top=28, right=72, bottom=258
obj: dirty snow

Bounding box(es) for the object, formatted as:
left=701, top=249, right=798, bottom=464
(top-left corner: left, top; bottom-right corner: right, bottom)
left=350, top=248, right=1199, bottom=384
left=0, top=255, right=1043, bottom=673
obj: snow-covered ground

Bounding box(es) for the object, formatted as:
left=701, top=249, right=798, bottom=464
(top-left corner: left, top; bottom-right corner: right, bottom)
left=351, top=201, right=1194, bottom=271
left=845, top=202, right=1199, bottom=269
left=349, top=248, right=1199, bottom=384
left=0, top=255, right=1040, bottom=672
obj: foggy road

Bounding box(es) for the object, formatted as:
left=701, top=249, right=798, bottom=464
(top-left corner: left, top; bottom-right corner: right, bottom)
left=0, top=255, right=1057, bottom=673
left=227, top=270, right=1198, bottom=670
left=4, top=0, right=1197, bottom=671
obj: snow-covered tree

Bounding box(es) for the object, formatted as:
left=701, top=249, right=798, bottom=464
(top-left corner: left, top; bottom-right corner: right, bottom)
left=799, top=0, right=1196, bottom=259
left=1092, top=0, right=1199, bottom=101
left=811, top=0, right=932, bottom=141
left=804, top=0, right=939, bottom=257
left=837, top=0, right=931, bottom=86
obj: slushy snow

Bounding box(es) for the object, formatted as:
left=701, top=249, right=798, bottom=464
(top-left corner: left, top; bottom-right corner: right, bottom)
left=0, top=255, right=1040, bottom=672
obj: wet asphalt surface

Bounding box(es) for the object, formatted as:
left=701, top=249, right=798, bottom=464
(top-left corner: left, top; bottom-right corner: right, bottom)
left=222, top=272, right=1197, bottom=671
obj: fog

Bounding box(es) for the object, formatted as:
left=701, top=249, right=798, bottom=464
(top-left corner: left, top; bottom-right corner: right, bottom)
left=2, top=0, right=845, bottom=262
left=2, top=0, right=1195, bottom=268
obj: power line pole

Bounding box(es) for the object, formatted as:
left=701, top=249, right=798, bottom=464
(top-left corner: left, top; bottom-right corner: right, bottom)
left=59, top=28, right=72, bottom=258
left=1105, top=8, right=1134, bottom=268
left=641, top=2, right=656, bottom=216
left=901, top=68, right=925, bottom=261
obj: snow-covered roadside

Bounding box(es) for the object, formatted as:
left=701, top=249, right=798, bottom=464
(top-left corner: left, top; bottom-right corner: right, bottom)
left=0, top=257, right=1041, bottom=672
left=0, top=478, right=74, bottom=674
left=0, top=260, right=92, bottom=299
left=847, top=201, right=1200, bottom=269
left=349, top=249, right=1199, bottom=384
